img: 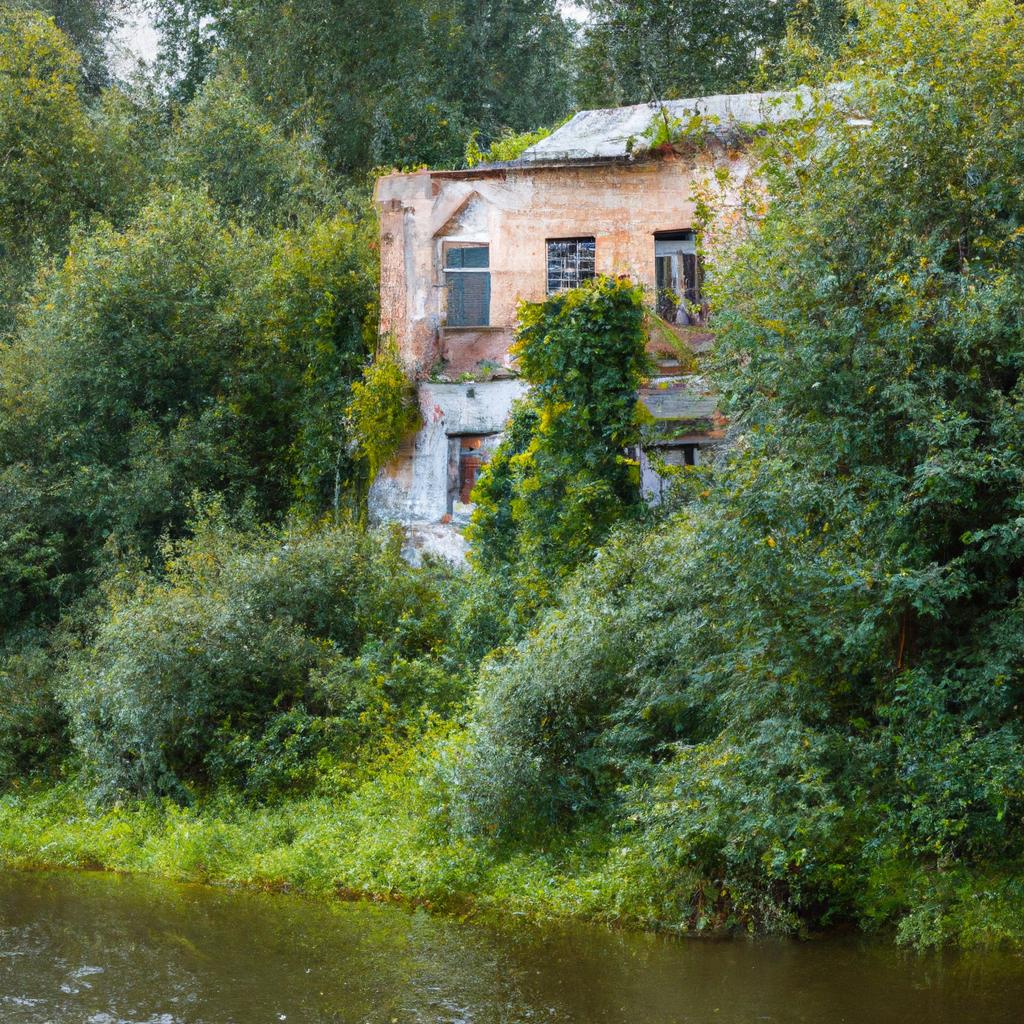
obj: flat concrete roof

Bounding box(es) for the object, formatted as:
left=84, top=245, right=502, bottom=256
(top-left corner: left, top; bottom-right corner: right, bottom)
left=374, top=87, right=842, bottom=197
left=519, top=89, right=816, bottom=164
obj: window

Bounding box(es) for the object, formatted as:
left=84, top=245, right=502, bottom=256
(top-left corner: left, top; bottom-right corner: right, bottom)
left=644, top=442, right=706, bottom=505
left=447, top=434, right=498, bottom=514
left=654, top=231, right=702, bottom=323
left=457, top=436, right=486, bottom=504
left=660, top=443, right=700, bottom=468
left=445, top=244, right=490, bottom=327
left=546, top=237, right=596, bottom=293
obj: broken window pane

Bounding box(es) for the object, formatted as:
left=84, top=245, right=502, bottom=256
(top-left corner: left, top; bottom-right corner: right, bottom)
left=654, top=231, right=702, bottom=323
left=655, top=254, right=676, bottom=319
left=546, top=238, right=596, bottom=293
left=445, top=244, right=490, bottom=326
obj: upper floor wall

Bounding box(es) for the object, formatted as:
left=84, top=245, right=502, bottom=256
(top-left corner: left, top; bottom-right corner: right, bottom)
left=375, top=141, right=761, bottom=379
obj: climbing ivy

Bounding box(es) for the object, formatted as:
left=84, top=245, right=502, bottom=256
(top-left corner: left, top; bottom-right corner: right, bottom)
left=467, top=276, right=649, bottom=606
left=345, top=343, right=421, bottom=504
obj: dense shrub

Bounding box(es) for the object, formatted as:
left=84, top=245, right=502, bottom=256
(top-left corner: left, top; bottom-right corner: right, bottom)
left=459, top=526, right=681, bottom=833
left=168, top=68, right=335, bottom=226
left=0, top=189, right=272, bottom=615
left=0, top=637, right=67, bottom=785
left=61, top=515, right=465, bottom=801
left=0, top=186, right=376, bottom=627
left=460, top=0, right=1024, bottom=939
left=0, top=9, right=148, bottom=331
left=345, top=342, right=421, bottom=499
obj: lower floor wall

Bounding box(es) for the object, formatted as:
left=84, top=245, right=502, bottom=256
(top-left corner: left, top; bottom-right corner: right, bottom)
left=369, top=377, right=723, bottom=564
left=369, top=379, right=529, bottom=562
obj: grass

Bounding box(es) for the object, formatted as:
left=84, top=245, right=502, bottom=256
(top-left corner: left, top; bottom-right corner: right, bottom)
left=0, top=729, right=698, bottom=932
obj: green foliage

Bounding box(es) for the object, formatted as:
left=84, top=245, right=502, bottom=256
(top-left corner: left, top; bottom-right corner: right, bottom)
left=148, top=0, right=575, bottom=173
left=0, top=465, right=63, bottom=632
left=0, top=189, right=270, bottom=607
left=61, top=513, right=464, bottom=801
left=708, top=0, right=1024, bottom=871
left=575, top=0, right=849, bottom=108
left=0, top=10, right=103, bottom=329
left=0, top=183, right=376, bottom=625
left=345, top=344, right=421, bottom=487
left=464, top=401, right=539, bottom=577
left=468, top=277, right=649, bottom=599
left=0, top=637, right=67, bottom=785
left=9, top=0, right=126, bottom=91
left=168, top=68, right=336, bottom=226
left=256, top=208, right=379, bottom=512
left=464, top=123, right=561, bottom=167
left=461, top=0, right=1024, bottom=942
left=0, top=9, right=157, bottom=333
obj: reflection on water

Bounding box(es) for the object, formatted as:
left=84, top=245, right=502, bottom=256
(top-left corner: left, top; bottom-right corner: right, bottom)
left=1, top=870, right=1023, bottom=1023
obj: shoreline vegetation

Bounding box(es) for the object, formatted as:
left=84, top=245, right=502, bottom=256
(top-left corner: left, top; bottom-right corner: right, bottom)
left=4, top=779, right=1024, bottom=951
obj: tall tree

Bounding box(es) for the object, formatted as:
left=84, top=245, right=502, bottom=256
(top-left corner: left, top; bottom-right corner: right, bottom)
left=146, top=0, right=575, bottom=173
left=471, top=0, right=1024, bottom=928
left=429, top=0, right=574, bottom=145
left=9, top=0, right=127, bottom=90
left=0, top=8, right=160, bottom=334
left=575, top=0, right=849, bottom=107
left=0, top=9, right=105, bottom=331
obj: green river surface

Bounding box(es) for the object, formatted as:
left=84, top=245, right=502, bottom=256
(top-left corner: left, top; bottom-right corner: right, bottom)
left=1, top=870, right=1023, bottom=1023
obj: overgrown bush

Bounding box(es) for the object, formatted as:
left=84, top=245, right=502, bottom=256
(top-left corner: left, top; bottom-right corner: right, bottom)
left=0, top=184, right=377, bottom=629
left=0, top=636, right=67, bottom=785
left=467, top=276, right=649, bottom=605
left=459, top=0, right=1024, bottom=940
left=0, top=9, right=148, bottom=331
left=346, top=342, right=421, bottom=493
left=61, top=512, right=465, bottom=802
left=168, top=67, right=335, bottom=226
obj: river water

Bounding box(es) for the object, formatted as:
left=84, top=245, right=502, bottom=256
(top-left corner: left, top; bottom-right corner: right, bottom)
left=1, top=871, right=1023, bottom=1024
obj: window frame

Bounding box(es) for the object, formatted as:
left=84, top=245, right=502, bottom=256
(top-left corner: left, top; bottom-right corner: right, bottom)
left=546, top=236, right=596, bottom=294
left=447, top=432, right=498, bottom=514
left=654, top=230, right=702, bottom=321
left=443, top=242, right=491, bottom=328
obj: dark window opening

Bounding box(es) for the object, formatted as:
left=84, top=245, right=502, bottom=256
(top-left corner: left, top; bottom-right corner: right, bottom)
left=445, top=244, right=490, bottom=327
left=645, top=441, right=706, bottom=506
left=661, top=443, right=700, bottom=467
left=458, top=436, right=485, bottom=503
left=447, top=433, right=498, bottom=514
left=654, top=230, right=703, bottom=324
left=546, top=237, right=596, bottom=293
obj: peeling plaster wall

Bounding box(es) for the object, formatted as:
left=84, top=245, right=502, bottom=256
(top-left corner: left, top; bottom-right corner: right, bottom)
left=369, top=379, right=528, bottom=536
left=372, top=138, right=761, bottom=561
left=374, top=146, right=758, bottom=379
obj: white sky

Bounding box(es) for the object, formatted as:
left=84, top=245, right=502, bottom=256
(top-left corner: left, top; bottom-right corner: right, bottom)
left=112, top=7, right=160, bottom=67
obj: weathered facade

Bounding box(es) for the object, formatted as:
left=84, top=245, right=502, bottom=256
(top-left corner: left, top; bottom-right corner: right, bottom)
left=371, top=90, right=804, bottom=560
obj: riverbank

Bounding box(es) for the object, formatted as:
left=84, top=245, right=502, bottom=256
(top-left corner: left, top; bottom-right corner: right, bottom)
left=7, top=869, right=1024, bottom=1024
left=4, top=765, right=1024, bottom=953
left=0, top=773, right=682, bottom=931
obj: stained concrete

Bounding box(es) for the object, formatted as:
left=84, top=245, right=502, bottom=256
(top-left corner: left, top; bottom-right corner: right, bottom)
left=375, top=139, right=758, bottom=380
left=519, top=89, right=813, bottom=164
left=369, top=378, right=528, bottom=526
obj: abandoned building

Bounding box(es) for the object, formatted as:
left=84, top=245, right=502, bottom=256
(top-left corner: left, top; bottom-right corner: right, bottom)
left=371, top=89, right=806, bottom=560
